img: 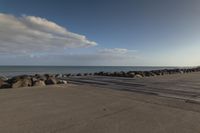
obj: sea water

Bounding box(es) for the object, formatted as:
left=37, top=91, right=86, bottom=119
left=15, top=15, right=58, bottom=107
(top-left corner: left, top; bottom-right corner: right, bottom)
left=0, top=66, right=177, bottom=77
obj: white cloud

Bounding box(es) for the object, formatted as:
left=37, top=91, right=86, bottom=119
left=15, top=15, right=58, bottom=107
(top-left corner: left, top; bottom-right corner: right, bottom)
left=98, top=48, right=137, bottom=55
left=0, top=48, right=139, bottom=66
left=98, top=48, right=128, bottom=54
left=0, top=13, right=97, bottom=54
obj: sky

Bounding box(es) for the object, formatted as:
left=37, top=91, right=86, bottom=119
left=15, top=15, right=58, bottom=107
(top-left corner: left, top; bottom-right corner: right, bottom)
left=0, top=0, right=200, bottom=66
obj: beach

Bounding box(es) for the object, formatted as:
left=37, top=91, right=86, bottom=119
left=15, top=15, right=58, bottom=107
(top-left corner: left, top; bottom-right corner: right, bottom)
left=0, top=66, right=178, bottom=77
left=1, top=72, right=200, bottom=133
left=1, top=0, right=200, bottom=132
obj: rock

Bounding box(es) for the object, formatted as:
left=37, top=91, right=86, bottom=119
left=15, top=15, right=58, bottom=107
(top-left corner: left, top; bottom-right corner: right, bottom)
left=8, top=75, right=28, bottom=82
left=118, top=71, right=126, bottom=77
left=84, top=73, right=88, bottom=76
left=66, top=74, right=71, bottom=77
left=33, top=80, right=46, bottom=87
left=35, top=74, right=47, bottom=81
left=94, top=72, right=98, bottom=76
left=57, top=80, right=67, bottom=84
left=8, top=75, right=32, bottom=88
left=179, top=70, right=184, bottom=74
left=0, top=75, right=8, bottom=81
left=196, top=67, right=200, bottom=71
left=113, top=72, right=119, bottom=77
left=76, top=73, right=82, bottom=76
left=44, top=74, right=53, bottom=78
left=152, top=70, right=162, bottom=76
left=45, top=77, right=57, bottom=85
left=144, top=71, right=155, bottom=77
left=12, top=78, right=32, bottom=88
left=31, top=77, right=38, bottom=83
left=135, top=74, right=143, bottom=78
left=0, top=79, right=11, bottom=89
left=104, top=72, right=111, bottom=76
left=135, top=71, right=145, bottom=77
left=0, top=79, right=4, bottom=88
left=127, top=72, right=135, bottom=78
left=89, top=73, right=93, bottom=76
left=55, top=74, right=63, bottom=78
left=0, top=82, right=11, bottom=89
left=99, top=72, right=105, bottom=76
left=62, top=75, right=67, bottom=78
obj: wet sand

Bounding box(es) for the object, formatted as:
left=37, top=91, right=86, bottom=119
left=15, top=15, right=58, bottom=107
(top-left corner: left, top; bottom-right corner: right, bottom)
left=1, top=72, right=200, bottom=133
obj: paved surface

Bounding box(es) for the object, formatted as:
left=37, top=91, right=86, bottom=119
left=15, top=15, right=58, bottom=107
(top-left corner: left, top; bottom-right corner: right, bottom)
left=66, top=72, right=200, bottom=103
left=1, top=73, right=200, bottom=133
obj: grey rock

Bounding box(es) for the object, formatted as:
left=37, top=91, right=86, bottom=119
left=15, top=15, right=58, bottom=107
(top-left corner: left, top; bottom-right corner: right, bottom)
left=35, top=74, right=47, bottom=81
left=45, top=77, right=57, bottom=85
left=55, top=74, right=63, bottom=78
left=0, top=82, right=11, bottom=89
left=89, top=73, right=93, bottom=76
left=0, top=75, right=8, bottom=81
left=66, top=74, right=71, bottom=77
left=127, top=72, right=135, bottom=78
left=33, top=80, right=46, bottom=87
left=0, top=79, right=4, bottom=88
left=12, top=78, right=32, bottom=88
left=0, top=79, right=11, bottom=89
left=135, top=74, right=143, bottom=78
left=7, top=75, right=32, bottom=88
left=57, top=80, right=67, bottom=84
left=84, top=73, right=88, bottom=76
left=76, top=73, right=82, bottom=76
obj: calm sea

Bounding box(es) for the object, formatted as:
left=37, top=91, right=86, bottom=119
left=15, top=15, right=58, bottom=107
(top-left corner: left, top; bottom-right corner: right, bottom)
left=0, top=66, right=178, bottom=77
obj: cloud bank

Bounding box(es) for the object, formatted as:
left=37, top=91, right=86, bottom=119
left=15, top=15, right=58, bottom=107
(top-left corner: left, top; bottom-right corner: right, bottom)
left=0, top=13, right=97, bottom=54
left=0, top=48, right=138, bottom=66
left=98, top=48, right=128, bottom=54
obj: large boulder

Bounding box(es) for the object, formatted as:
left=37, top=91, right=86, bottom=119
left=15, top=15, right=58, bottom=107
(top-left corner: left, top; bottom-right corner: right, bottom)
left=55, top=74, right=63, bottom=78
left=0, top=76, right=12, bottom=89
left=45, top=77, right=57, bottom=85
left=153, top=70, right=162, bottom=76
left=76, top=73, right=82, bottom=76
left=88, top=73, right=92, bottom=76
left=33, top=80, right=46, bottom=87
left=34, top=74, right=47, bottom=81
left=104, top=72, right=111, bottom=76
left=66, top=74, right=71, bottom=77
left=97, top=72, right=104, bottom=76
left=57, top=80, right=67, bottom=84
left=112, top=72, right=119, bottom=77
left=84, top=73, right=88, bottom=76
left=0, top=79, right=11, bottom=89
left=0, top=79, right=4, bottom=88
left=127, top=72, right=135, bottom=78
left=135, top=71, right=145, bottom=77
left=118, top=71, right=126, bottom=77
left=135, top=74, right=143, bottom=78
left=144, top=71, right=155, bottom=77
left=0, top=75, right=8, bottom=81
left=0, top=82, right=11, bottom=89
left=12, top=78, right=32, bottom=88
left=0, top=78, right=3, bottom=84
left=44, top=74, right=55, bottom=79
left=7, top=75, right=32, bottom=88
left=31, top=77, right=38, bottom=83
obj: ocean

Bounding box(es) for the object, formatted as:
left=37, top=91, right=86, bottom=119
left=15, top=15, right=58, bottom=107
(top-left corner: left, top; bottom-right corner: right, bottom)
left=0, top=66, right=179, bottom=77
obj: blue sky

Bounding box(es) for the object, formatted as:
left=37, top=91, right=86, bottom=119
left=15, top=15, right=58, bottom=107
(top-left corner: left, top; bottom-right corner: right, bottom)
left=0, top=0, right=200, bottom=66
